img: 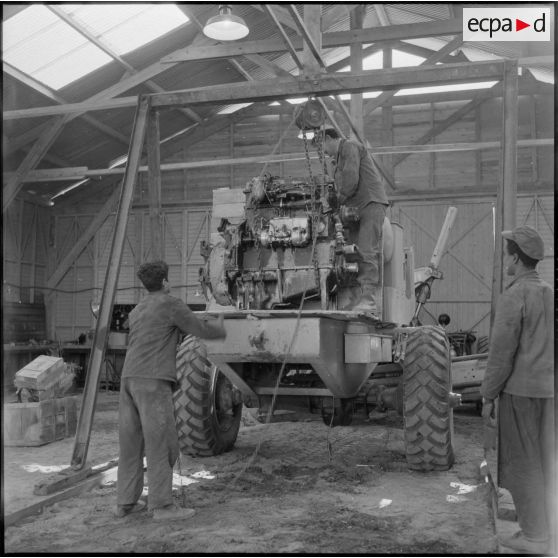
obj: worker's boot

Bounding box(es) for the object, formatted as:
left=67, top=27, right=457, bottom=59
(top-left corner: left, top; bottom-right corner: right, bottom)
left=352, top=262, right=381, bottom=318
left=153, top=505, right=196, bottom=521
left=352, top=285, right=380, bottom=319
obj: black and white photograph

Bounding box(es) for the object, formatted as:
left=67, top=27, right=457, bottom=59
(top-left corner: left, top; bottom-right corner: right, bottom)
left=2, top=2, right=555, bottom=554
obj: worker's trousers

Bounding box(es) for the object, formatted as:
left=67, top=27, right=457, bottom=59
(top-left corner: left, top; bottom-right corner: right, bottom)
left=348, top=201, right=386, bottom=288
left=499, top=393, right=555, bottom=543
left=117, top=377, right=179, bottom=510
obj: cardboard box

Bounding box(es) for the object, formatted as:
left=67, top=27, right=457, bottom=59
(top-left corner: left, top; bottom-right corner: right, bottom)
left=14, top=355, right=66, bottom=391
left=3, top=396, right=79, bottom=447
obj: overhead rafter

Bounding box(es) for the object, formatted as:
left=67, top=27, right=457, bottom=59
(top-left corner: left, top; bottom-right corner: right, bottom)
left=3, top=63, right=129, bottom=148
left=2, top=37, right=209, bottom=212
left=161, top=18, right=464, bottom=63
left=243, top=54, right=295, bottom=79
left=363, top=35, right=464, bottom=116
left=151, top=60, right=506, bottom=108
left=8, top=138, right=552, bottom=184
left=375, top=4, right=391, bottom=26
left=3, top=36, right=211, bottom=147
left=3, top=61, right=507, bottom=120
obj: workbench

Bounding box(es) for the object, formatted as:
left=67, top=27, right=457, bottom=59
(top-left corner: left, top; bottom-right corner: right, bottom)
left=61, top=344, right=127, bottom=387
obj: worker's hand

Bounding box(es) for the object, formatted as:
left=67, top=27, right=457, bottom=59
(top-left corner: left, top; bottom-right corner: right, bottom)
left=481, top=398, right=496, bottom=427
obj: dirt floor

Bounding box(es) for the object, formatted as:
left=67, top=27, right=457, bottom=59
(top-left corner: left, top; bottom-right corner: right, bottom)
left=3, top=391, right=501, bottom=554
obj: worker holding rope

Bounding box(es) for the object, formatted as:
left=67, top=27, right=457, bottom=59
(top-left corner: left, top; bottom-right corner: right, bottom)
left=313, top=128, right=389, bottom=317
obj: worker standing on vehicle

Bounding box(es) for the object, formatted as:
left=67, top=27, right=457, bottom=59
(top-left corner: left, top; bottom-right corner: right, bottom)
left=313, top=128, right=389, bottom=317
left=116, top=260, right=226, bottom=520
left=480, top=226, right=555, bottom=554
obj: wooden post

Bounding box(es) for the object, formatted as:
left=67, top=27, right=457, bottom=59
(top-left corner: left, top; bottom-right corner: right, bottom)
left=490, top=60, right=518, bottom=326
left=302, top=5, right=322, bottom=76
left=381, top=46, right=394, bottom=176
left=71, top=95, right=150, bottom=470
left=349, top=6, right=365, bottom=139
left=147, top=108, right=163, bottom=260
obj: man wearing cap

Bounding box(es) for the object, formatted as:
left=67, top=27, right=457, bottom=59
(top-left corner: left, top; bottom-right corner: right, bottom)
left=313, top=128, right=389, bottom=317
left=480, top=226, right=554, bottom=553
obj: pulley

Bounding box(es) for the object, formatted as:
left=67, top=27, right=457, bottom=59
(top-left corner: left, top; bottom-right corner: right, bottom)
left=294, top=99, right=326, bottom=130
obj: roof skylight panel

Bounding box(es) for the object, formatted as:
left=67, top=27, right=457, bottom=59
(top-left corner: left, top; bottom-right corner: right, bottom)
left=58, top=3, right=189, bottom=56
left=3, top=3, right=189, bottom=91
left=3, top=4, right=111, bottom=90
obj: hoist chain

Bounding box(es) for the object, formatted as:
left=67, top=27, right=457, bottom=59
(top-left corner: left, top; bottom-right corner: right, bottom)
left=302, top=128, right=324, bottom=297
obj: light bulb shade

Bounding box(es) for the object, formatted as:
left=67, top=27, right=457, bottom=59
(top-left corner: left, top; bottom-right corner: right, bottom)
left=203, top=5, right=249, bottom=41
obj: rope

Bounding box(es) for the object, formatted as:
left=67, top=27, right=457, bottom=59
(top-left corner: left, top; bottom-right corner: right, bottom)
left=225, top=104, right=327, bottom=490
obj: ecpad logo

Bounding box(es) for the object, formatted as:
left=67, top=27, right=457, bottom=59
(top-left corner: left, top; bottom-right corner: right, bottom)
left=463, top=8, right=551, bottom=41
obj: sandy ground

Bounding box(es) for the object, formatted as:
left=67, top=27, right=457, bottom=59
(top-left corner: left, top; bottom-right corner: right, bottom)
left=3, top=391, right=502, bottom=554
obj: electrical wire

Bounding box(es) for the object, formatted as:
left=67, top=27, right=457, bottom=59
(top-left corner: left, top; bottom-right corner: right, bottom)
left=2, top=281, right=199, bottom=295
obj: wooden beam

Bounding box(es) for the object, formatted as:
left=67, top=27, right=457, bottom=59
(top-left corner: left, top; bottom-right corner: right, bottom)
left=11, top=138, right=551, bottom=184
left=5, top=62, right=549, bottom=122
left=71, top=95, right=150, bottom=470
left=3, top=63, right=129, bottom=147
left=375, top=4, right=391, bottom=26
left=147, top=110, right=163, bottom=260
left=286, top=5, right=323, bottom=75
left=3, top=117, right=69, bottom=212
left=4, top=465, right=118, bottom=528
left=1, top=40, right=196, bottom=189
left=162, top=18, right=463, bottom=62
left=350, top=6, right=365, bottom=140
left=363, top=35, right=464, bottom=116
left=491, top=60, right=519, bottom=318
left=381, top=46, right=394, bottom=176
left=243, top=54, right=295, bottom=79
left=48, top=5, right=201, bottom=125
left=392, top=83, right=501, bottom=168
left=151, top=61, right=505, bottom=108
left=263, top=5, right=304, bottom=71
left=46, top=187, right=120, bottom=289
left=4, top=96, right=138, bottom=121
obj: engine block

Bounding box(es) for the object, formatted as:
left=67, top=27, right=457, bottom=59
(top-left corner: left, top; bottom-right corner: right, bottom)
left=201, top=175, right=360, bottom=310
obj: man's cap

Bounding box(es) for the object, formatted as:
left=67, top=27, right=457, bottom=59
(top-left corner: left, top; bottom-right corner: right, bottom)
left=311, top=127, right=336, bottom=145
left=502, top=225, right=544, bottom=260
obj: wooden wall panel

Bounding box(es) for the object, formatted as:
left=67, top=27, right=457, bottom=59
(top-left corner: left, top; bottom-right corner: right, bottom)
left=3, top=201, right=50, bottom=304
left=19, top=94, right=551, bottom=342
left=517, top=194, right=554, bottom=285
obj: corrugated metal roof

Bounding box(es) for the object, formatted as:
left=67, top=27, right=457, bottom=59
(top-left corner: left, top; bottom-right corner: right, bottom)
left=3, top=3, right=554, bottom=205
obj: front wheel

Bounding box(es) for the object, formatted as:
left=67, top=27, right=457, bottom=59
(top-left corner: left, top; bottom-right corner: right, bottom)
left=402, top=325, right=454, bottom=471
left=173, top=336, right=242, bottom=456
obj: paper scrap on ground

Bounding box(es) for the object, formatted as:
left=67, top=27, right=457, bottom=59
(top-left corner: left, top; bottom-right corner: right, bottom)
left=379, top=499, right=392, bottom=508
left=450, top=481, right=479, bottom=495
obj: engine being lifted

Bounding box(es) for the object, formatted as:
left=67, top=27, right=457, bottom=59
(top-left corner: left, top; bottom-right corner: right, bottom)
left=200, top=173, right=371, bottom=312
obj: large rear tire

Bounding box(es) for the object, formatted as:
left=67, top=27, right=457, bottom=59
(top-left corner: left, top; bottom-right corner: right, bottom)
left=173, top=336, right=242, bottom=457
left=402, top=325, right=454, bottom=471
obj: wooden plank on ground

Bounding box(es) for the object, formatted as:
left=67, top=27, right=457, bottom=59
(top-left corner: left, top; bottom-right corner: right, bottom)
left=5, top=465, right=118, bottom=527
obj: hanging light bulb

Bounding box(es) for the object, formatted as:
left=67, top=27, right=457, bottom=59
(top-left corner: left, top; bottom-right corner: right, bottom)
left=203, top=4, right=249, bottom=41
left=297, top=130, right=315, bottom=140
